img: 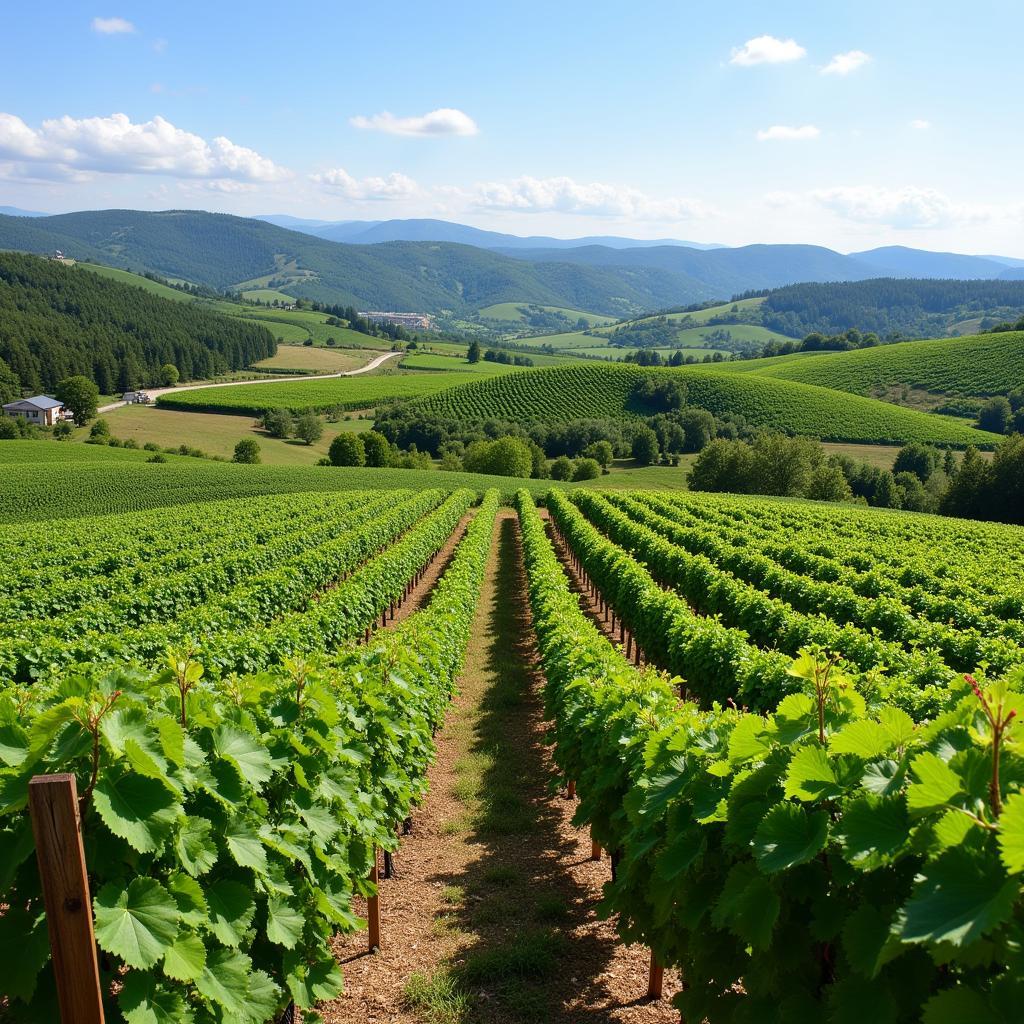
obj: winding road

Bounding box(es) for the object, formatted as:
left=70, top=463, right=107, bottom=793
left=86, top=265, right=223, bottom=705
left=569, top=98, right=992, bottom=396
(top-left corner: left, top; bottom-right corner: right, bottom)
left=98, top=349, right=403, bottom=414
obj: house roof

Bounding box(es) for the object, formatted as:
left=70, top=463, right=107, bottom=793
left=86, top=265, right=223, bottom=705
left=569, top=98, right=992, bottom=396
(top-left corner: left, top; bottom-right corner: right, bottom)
left=2, top=395, right=64, bottom=410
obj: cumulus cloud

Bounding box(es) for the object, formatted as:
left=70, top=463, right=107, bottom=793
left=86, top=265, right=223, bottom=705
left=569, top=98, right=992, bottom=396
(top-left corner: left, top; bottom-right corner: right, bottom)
left=0, top=112, right=288, bottom=182
left=730, top=35, right=806, bottom=66
left=821, top=50, right=872, bottom=75
left=311, top=167, right=421, bottom=200
left=756, top=124, right=820, bottom=141
left=812, top=185, right=983, bottom=229
left=465, top=175, right=711, bottom=220
left=910, top=119, right=931, bottom=130
left=349, top=108, right=478, bottom=137
left=91, top=16, right=135, bottom=34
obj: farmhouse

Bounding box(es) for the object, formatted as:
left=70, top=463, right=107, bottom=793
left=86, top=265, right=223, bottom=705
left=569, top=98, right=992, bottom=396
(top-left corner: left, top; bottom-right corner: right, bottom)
left=2, top=395, right=65, bottom=426
left=359, top=311, right=433, bottom=330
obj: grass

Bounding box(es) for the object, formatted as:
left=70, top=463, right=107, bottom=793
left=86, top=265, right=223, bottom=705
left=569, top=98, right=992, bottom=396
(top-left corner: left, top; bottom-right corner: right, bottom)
left=478, top=302, right=614, bottom=327
left=403, top=971, right=472, bottom=1024
left=401, top=353, right=526, bottom=375
left=241, top=288, right=296, bottom=303
left=78, top=263, right=196, bottom=302
left=252, top=345, right=373, bottom=373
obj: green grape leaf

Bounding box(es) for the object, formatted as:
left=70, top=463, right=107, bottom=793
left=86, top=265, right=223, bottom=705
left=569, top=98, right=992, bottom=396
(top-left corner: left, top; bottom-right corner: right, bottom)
left=120, top=971, right=195, bottom=1024
left=239, top=969, right=284, bottom=1024
left=174, top=815, right=217, bottom=877
left=784, top=744, right=843, bottom=801
left=922, top=987, right=1000, bottom=1024
left=283, top=949, right=345, bottom=1007
left=712, top=862, right=780, bottom=950
left=752, top=802, right=828, bottom=873
left=842, top=903, right=902, bottom=979
left=212, top=726, right=272, bottom=787
left=94, top=878, right=180, bottom=969
left=205, top=879, right=255, bottom=947
left=266, top=894, right=305, bottom=949
left=837, top=794, right=909, bottom=871
left=728, top=715, right=771, bottom=764
left=195, top=947, right=251, bottom=1013
left=829, top=720, right=892, bottom=760
left=162, top=932, right=206, bottom=982
left=93, top=770, right=181, bottom=854
left=0, top=722, right=29, bottom=767
left=224, top=819, right=268, bottom=873
left=877, top=706, right=916, bottom=748
left=167, top=872, right=208, bottom=928
left=901, top=847, right=1018, bottom=947
left=0, top=905, right=50, bottom=1001
left=907, top=752, right=962, bottom=815
left=997, top=791, right=1024, bottom=875
left=99, top=707, right=149, bottom=757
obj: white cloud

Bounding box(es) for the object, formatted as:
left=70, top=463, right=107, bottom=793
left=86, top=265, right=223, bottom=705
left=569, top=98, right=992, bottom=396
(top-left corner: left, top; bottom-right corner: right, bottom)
left=812, top=185, right=984, bottom=229
left=311, top=167, right=421, bottom=200
left=730, top=35, right=806, bottom=66
left=0, top=112, right=288, bottom=182
left=756, top=124, right=820, bottom=142
left=349, top=108, right=478, bottom=137
left=465, top=175, right=711, bottom=220
left=821, top=50, right=872, bottom=75
left=91, top=16, right=135, bottom=34
left=910, top=119, right=931, bottom=130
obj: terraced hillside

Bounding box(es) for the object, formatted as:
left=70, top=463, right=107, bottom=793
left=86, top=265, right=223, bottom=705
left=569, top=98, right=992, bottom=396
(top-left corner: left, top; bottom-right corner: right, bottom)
left=412, top=363, right=1002, bottom=446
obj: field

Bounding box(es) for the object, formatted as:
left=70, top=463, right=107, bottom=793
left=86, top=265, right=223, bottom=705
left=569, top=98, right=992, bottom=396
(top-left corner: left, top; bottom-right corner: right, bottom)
left=478, top=302, right=615, bottom=326
left=412, top=363, right=1002, bottom=446
left=241, top=288, right=298, bottom=303
left=155, top=371, right=488, bottom=415
left=79, top=262, right=196, bottom=302
left=762, top=329, right=1024, bottom=397
left=399, top=352, right=526, bottom=375
left=252, top=345, right=375, bottom=373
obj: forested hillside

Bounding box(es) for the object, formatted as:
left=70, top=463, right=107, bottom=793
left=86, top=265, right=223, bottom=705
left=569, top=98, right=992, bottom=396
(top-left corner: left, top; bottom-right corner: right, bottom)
left=758, top=278, right=1024, bottom=338
left=0, top=252, right=275, bottom=393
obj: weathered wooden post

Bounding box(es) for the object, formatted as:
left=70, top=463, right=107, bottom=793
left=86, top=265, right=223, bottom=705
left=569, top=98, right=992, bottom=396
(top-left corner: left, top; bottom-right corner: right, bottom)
left=367, top=847, right=381, bottom=952
left=28, top=774, right=105, bottom=1024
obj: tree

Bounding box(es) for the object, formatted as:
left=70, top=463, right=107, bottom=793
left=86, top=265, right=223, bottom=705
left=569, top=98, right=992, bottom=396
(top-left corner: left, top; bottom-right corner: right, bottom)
left=893, top=443, right=941, bottom=481
left=572, top=457, right=602, bottom=481
left=894, top=471, right=933, bottom=512
left=463, top=436, right=532, bottom=477
left=807, top=461, right=852, bottom=502
left=52, top=420, right=73, bottom=440
left=550, top=455, right=575, bottom=481
left=328, top=433, right=366, bottom=467
left=56, top=375, right=99, bottom=426
left=978, top=396, right=1013, bottom=434
left=583, top=440, right=614, bottom=469
left=360, top=431, right=392, bottom=467
left=873, top=471, right=902, bottom=509
left=0, top=357, right=19, bottom=405
left=294, top=413, right=323, bottom=446
left=160, top=363, right=180, bottom=387
left=688, top=439, right=756, bottom=493
left=261, top=409, right=294, bottom=438
left=631, top=426, right=660, bottom=466
left=233, top=438, right=261, bottom=464
left=529, top=441, right=549, bottom=479
left=467, top=340, right=482, bottom=364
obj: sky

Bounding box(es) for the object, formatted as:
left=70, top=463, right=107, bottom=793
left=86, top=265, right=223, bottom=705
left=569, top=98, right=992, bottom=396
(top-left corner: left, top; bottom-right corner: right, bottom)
left=2, top=0, right=1023, bottom=254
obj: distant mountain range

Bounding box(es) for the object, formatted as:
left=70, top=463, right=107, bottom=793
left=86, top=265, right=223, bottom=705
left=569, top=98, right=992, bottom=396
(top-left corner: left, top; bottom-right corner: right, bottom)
left=0, top=206, right=46, bottom=218
left=1, top=207, right=1022, bottom=317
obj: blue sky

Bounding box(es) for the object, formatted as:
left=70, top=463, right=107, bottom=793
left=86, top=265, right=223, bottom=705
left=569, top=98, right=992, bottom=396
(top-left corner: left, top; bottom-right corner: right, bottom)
left=2, top=0, right=1022, bottom=253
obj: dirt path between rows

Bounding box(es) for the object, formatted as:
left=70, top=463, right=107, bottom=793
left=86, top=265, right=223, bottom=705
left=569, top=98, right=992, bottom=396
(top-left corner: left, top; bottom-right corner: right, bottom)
left=321, top=511, right=680, bottom=1024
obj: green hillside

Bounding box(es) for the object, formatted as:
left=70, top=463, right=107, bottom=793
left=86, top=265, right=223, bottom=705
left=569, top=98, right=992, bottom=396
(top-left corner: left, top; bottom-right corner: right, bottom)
left=0, top=252, right=274, bottom=394
left=412, top=363, right=1001, bottom=447
left=762, top=331, right=1024, bottom=397
left=478, top=302, right=613, bottom=326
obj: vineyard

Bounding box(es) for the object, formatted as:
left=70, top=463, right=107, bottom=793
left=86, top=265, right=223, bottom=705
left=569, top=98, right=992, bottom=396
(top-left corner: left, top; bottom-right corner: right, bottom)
left=412, top=363, right=1001, bottom=446
left=3, top=481, right=1023, bottom=1022
left=763, top=329, right=1024, bottom=397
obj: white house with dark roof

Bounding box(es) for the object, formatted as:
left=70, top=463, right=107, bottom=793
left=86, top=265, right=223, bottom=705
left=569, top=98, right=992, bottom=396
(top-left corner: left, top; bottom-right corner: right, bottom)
left=2, top=395, right=65, bottom=427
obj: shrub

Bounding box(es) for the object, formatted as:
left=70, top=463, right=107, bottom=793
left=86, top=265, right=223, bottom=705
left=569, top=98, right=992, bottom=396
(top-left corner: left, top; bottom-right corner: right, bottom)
left=328, top=433, right=366, bottom=467
left=549, top=456, right=574, bottom=481
left=233, top=438, right=261, bottom=464
left=294, top=413, right=323, bottom=446
left=572, top=457, right=602, bottom=481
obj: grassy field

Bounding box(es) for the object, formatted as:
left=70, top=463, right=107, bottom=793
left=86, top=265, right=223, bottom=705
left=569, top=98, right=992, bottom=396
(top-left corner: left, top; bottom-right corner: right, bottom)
left=241, top=288, right=298, bottom=303
left=400, top=353, right=526, bottom=375
left=253, top=346, right=375, bottom=373
left=478, top=302, right=614, bottom=327
left=78, top=263, right=195, bottom=302
left=511, top=331, right=598, bottom=350
left=612, top=296, right=767, bottom=330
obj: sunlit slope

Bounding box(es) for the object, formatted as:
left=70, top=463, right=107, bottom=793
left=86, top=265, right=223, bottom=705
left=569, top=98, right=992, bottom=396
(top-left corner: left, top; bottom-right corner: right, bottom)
left=412, top=363, right=1001, bottom=446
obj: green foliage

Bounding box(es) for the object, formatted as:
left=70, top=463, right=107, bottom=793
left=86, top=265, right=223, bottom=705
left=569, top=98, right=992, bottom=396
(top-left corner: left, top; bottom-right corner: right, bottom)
left=328, top=433, right=365, bottom=467
left=631, top=426, right=659, bottom=466
left=360, top=430, right=392, bottom=468
left=293, top=413, right=323, bottom=446
left=462, top=436, right=533, bottom=478
left=160, top=364, right=180, bottom=387
left=232, top=438, right=260, bottom=464
left=0, top=252, right=274, bottom=393
left=56, top=374, right=99, bottom=425
left=571, top=457, right=602, bottom=481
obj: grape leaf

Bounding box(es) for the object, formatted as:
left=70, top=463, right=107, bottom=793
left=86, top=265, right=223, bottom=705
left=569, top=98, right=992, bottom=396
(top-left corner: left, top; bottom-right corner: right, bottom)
left=162, top=932, right=206, bottom=982
left=120, top=971, right=195, bottom=1024
left=93, top=769, right=181, bottom=854
left=283, top=949, right=344, bottom=1007
left=922, top=987, right=1000, bottom=1023
left=94, top=878, right=180, bottom=969
left=266, top=894, right=305, bottom=949
left=837, top=794, right=909, bottom=871
left=997, top=791, right=1024, bottom=875
left=784, top=744, right=843, bottom=801
left=195, top=947, right=251, bottom=1013
left=829, top=720, right=892, bottom=760
left=173, top=815, right=218, bottom=877
left=752, top=802, right=828, bottom=873
left=907, top=752, right=962, bottom=815
left=212, top=726, right=272, bottom=787
left=224, top=819, right=268, bottom=873
left=205, top=879, right=255, bottom=947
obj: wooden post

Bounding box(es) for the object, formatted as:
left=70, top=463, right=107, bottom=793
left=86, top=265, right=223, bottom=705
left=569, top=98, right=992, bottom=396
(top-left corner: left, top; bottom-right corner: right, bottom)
left=28, top=774, right=105, bottom=1024
left=367, top=847, right=381, bottom=952
left=646, top=951, right=664, bottom=999
left=591, top=840, right=602, bottom=861
left=566, top=780, right=576, bottom=799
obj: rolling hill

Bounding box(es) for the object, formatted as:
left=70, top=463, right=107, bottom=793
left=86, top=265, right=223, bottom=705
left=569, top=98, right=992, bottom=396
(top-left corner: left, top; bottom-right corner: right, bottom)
left=0, top=252, right=274, bottom=394
left=761, top=330, right=1024, bottom=398
left=410, top=363, right=1000, bottom=447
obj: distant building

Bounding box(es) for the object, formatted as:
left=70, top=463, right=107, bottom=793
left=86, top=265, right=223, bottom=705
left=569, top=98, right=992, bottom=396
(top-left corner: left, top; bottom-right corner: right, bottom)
left=2, top=395, right=65, bottom=426
left=358, top=311, right=433, bottom=330
left=50, top=250, right=76, bottom=265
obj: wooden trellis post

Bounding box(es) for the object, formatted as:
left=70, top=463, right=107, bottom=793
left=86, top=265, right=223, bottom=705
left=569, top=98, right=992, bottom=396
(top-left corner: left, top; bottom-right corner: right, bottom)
left=647, top=951, right=664, bottom=999
left=367, top=847, right=381, bottom=952
left=28, top=773, right=106, bottom=1024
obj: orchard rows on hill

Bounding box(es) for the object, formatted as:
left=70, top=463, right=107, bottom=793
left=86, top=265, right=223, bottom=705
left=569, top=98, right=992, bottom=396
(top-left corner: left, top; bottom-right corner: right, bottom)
left=2, top=485, right=1024, bottom=1022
